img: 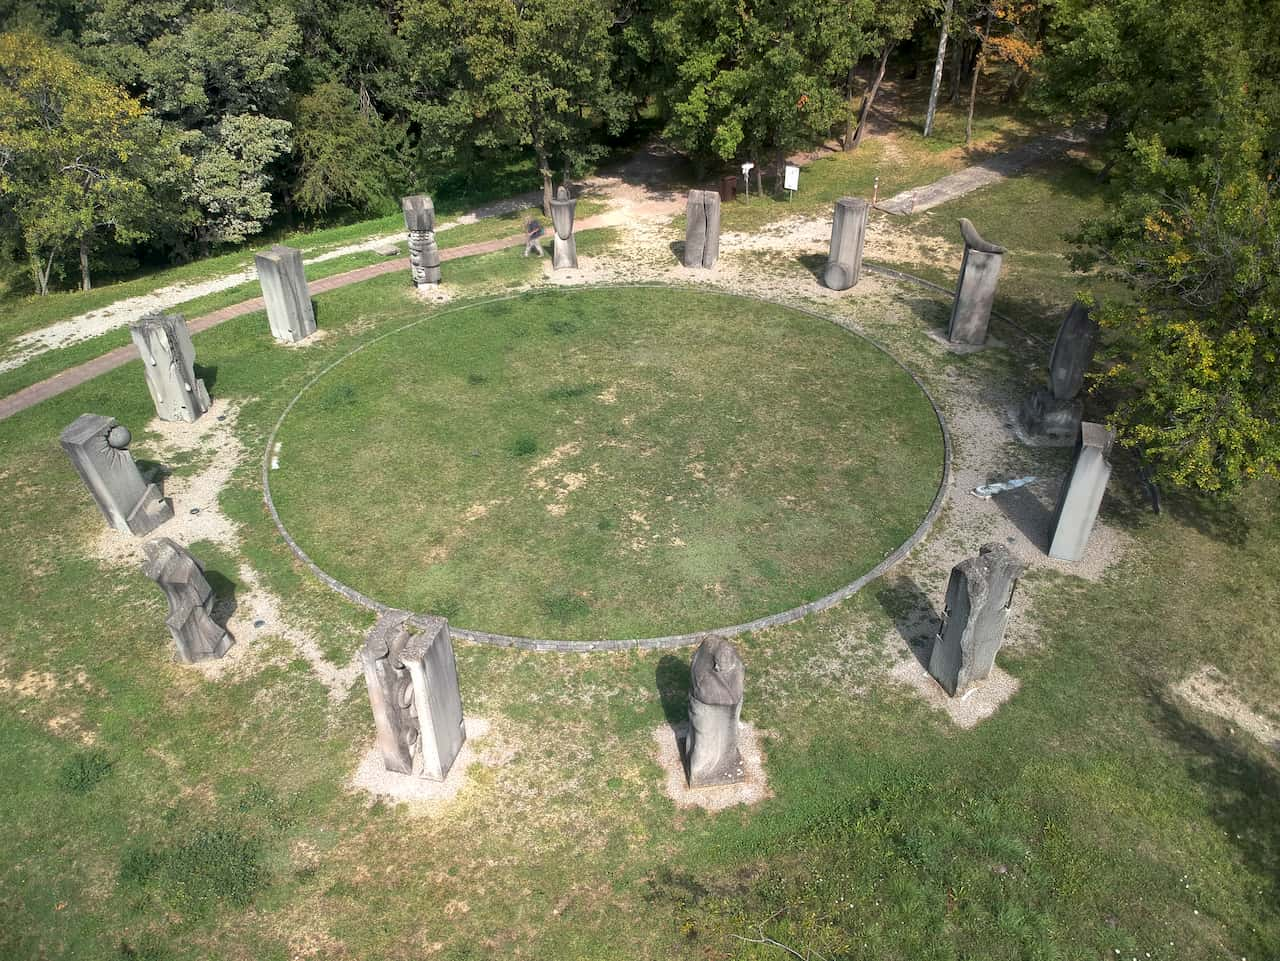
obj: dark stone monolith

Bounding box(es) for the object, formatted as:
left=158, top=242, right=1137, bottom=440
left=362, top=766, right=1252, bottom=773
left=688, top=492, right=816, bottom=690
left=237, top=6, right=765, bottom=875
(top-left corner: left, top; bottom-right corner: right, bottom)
left=61, top=414, right=173, bottom=535
left=402, top=195, right=441, bottom=286
left=254, top=244, right=316, bottom=343
left=685, top=635, right=745, bottom=787
left=550, top=186, right=578, bottom=269
left=947, top=219, right=1006, bottom=345
left=823, top=197, right=869, bottom=290
left=362, top=610, right=466, bottom=781
left=683, top=189, right=721, bottom=268
left=1018, top=302, right=1100, bottom=443
left=129, top=312, right=211, bottom=423
left=141, top=537, right=231, bottom=663
left=1049, top=422, right=1115, bottom=561
left=928, top=543, right=1025, bottom=696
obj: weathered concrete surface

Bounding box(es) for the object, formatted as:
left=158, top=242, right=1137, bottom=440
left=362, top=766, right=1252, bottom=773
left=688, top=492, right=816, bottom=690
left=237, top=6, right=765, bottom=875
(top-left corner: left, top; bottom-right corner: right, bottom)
left=362, top=611, right=466, bottom=781
left=824, top=197, right=869, bottom=291
left=254, top=244, right=316, bottom=343
left=683, top=189, right=721, bottom=269
left=947, top=219, right=1005, bottom=346
left=550, top=186, right=579, bottom=269
left=685, top=636, right=745, bottom=787
left=141, top=537, right=231, bottom=662
left=129, top=312, right=211, bottom=423
left=928, top=543, right=1025, bottom=696
left=1019, top=302, right=1100, bottom=443
left=1049, top=422, right=1115, bottom=561
left=402, top=195, right=442, bottom=286
left=61, top=414, right=172, bottom=535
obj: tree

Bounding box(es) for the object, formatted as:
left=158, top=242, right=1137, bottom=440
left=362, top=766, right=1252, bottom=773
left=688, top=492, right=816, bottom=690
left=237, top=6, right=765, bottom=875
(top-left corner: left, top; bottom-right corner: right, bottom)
left=844, top=0, right=930, bottom=150
left=188, top=114, right=292, bottom=250
left=293, top=81, right=403, bottom=215
left=921, top=0, right=953, bottom=137
left=0, top=32, right=188, bottom=293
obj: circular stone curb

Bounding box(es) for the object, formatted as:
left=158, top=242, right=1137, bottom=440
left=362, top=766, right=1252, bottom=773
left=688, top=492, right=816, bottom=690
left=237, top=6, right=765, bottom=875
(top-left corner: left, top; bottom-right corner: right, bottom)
left=262, top=283, right=953, bottom=652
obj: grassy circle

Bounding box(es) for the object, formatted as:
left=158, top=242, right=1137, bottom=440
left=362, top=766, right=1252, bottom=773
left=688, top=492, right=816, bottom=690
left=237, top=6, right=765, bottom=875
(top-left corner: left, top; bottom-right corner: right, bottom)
left=270, top=287, right=944, bottom=641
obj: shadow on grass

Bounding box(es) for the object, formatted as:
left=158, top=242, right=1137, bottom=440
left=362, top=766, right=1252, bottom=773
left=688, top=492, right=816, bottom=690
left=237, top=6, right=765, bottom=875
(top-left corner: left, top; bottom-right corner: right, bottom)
left=194, top=363, right=218, bottom=393
left=204, top=567, right=238, bottom=630
left=797, top=252, right=826, bottom=284
left=656, top=654, right=689, bottom=733
left=875, top=578, right=939, bottom=670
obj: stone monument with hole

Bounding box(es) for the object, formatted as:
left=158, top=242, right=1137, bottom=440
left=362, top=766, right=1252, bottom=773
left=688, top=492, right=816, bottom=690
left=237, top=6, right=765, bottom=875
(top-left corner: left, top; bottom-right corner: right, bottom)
left=683, top=189, right=721, bottom=269
left=824, top=197, right=869, bottom=291
left=362, top=610, right=466, bottom=781
left=254, top=244, right=316, bottom=343
left=61, top=414, right=173, bottom=535
left=550, top=185, right=578, bottom=269
left=685, top=635, right=745, bottom=787
left=1049, top=422, right=1115, bottom=562
left=928, top=543, right=1025, bottom=696
left=141, top=537, right=231, bottom=662
left=1018, top=302, right=1099, bottom=443
left=948, top=219, right=1006, bottom=346
left=402, top=195, right=441, bottom=287
left=130, top=312, right=211, bottom=423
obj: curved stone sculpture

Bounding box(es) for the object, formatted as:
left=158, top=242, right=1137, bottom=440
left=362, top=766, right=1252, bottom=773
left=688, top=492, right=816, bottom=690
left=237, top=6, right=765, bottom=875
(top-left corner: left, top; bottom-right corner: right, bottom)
left=129, top=312, right=211, bottom=423
left=683, top=190, right=721, bottom=269
left=61, top=414, right=173, bottom=535
left=402, top=195, right=442, bottom=287
left=928, top=543, right=1024, bottom=696
left=550, top=186, right=578, bottom=269
left=1049, top=422, right=1114, bottom=562
left=947, top=219, right=1006, bottom=346
left=685, top=635, right=745, bottom=787
left=141, top=537, right=231, bottom=663
left=1018, top=302, right=1100, bottom=443
left=255, top=244, right=316, bottom=343
left=824, top=197, right=869, bottom=291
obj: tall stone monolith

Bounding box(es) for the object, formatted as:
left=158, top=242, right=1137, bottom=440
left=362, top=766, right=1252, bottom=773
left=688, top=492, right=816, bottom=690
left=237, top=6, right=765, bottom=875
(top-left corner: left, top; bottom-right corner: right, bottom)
left=823, top=197, right=869, bottom=291
left=254, top=244, right=316, bottom=343
left=362, top=610, right=466, bottom=781
left=1018, top=302, right=1100, bottom=443
left=129, top=312, right=211, bottom=423
left=947, top=219, right=1006, bottom=345
left=550, top=185, right=578, bottom=269
left=141, top=537, right=231, bottom=663
left=683, top=189, right=721, bottom=269
left=1049, top=422, right=1115, bottom=562
left=61, top=414, right=173, bottom=536
left=927, top=543, right=1025, bottom=696
left=685, top=635, right=745, bottom=787
left=402, top=195, right=441, bottom=287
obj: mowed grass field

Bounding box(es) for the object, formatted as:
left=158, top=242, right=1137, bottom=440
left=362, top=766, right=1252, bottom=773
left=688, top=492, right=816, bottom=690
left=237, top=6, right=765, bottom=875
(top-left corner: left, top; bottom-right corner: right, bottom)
left=269, top=287, right=943, bottom=639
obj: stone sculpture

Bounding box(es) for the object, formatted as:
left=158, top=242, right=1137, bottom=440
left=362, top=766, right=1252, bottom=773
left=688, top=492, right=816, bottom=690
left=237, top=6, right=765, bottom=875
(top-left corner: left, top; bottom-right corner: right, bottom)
left=129, top=312, right=211, bottom=423
left=254, top=244, right=316, bottom=343
left=823, top=197, right=869, bottom=291
left=141, top=537, right=231, bottom=663
left=682, top=189, right=721, bottom=269
left=61, top=414, right=173, bottom=536
left=550, top=185, right=578, bottom=269
left=1018, top=302, right=1099, bottom=442
left=685, top=635, right=745, bottom=787
left=1049, top=422, right=1115, bottom=562
left=928, top=543, right=1025, bottom=696
left=947, top=219, right=1006, bottom=345
left=362, top=610, right=466, bottom=781
left=402, top=195, right=442, bottom=287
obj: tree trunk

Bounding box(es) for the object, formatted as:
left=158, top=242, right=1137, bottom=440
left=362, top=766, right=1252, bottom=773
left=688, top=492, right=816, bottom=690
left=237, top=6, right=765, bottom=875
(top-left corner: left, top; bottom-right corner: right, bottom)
left=775, top=147, right=786, bottom=195
left=31, top=252, right=54, bottom=296
left=948, top=36, right=964, bottom=103
left=965, top=10, right=993, bottom=145
left=535, top=143, right=553, bottom=217
left=841, top=66, right=858, bottom=150
left=849, top=43, right=892, bottom=151
left=79, top=234, right=92, bottom=292
left=922, top=0, right=954, bottom=138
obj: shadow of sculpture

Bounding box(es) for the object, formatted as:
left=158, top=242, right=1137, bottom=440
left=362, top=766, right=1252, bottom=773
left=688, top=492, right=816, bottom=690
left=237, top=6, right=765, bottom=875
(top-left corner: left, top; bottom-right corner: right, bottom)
left=203, top=567, right=239, bottom=631
left=875, top=578, right=940, bottom=669
left=992, top=483, right=1055, bottom=554
left=656, top=654, right=690, bottom=735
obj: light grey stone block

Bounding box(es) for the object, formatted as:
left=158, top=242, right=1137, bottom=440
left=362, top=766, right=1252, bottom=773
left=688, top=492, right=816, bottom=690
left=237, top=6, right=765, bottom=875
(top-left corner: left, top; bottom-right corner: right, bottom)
left=947, top=219, right=1006, bottom=345
left=683, top=189, right=720, bottom=269
left=362, top=610, right=466, bottom=781
left=129, top=312, right=211, bottom=423
left=1018, top=302, right=1100, bottom=443
left=1049, top=422, right=1115, bottom=561
left=61, top=414, right=173, bottom=535
left=928, top=543, right=1025, bottom=696
left=823, top=197, right=869, bottom=290
left=141, top=537, right=231, bottom=663
left=685, top=636, right=745, bottom=787
left=402, top=195, right=442, bottom=286
left=254, top=244, right=316, bottom=343
left=550, top=186, right=578, bottom=269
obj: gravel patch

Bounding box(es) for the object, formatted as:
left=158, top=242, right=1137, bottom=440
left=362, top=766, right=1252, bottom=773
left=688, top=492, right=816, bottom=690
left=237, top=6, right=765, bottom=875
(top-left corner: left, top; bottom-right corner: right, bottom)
left=349, top=717, right=496, bottom=809
left=652, top=721, right=771, bottom=812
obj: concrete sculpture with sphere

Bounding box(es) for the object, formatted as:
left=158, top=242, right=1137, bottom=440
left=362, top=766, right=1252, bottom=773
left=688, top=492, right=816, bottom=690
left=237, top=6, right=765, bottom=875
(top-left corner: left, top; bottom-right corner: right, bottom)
left=61, top=413, right=173, bottom=536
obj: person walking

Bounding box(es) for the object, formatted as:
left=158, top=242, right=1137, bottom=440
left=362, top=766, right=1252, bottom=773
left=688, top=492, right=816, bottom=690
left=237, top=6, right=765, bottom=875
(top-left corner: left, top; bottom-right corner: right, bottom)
left=524, top=216, right=545, bottom=257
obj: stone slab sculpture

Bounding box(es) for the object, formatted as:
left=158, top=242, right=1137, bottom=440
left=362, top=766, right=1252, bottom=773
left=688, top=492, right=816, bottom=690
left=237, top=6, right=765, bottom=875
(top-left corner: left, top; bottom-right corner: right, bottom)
left=361, top=610, right=466, bottom=781
left=1018, top=302, right=1100, bottom=442
left=129, top=312, right=211, bottom=423
left=550, top=185, right=578, bottom=269
left=947, top=219, right=1006, bottom=345
left=928, top=543, right=1025, bottom=696
left=61, top=414, right=173, bottom=536
left=141, top=537, right=231, bottom=663
left=402, top=195, right=442, bottom=287
left=682, top=189, right=721, bottom=269
left=823, top=197, right=869, bottom=291
left=685, top=635, right=745, bottom=787
left=1049, top=422, right=1115, bottom=562
left=254, top=244, right=316, bottom=343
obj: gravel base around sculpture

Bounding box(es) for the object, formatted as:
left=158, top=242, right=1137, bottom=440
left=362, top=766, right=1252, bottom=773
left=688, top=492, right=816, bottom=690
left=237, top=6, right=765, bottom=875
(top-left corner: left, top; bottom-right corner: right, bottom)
left=351, top=717, right=493, bottom=806
left=888, top=656, right=1020, bottom=728
left=652, top=721, right=770, bottom=812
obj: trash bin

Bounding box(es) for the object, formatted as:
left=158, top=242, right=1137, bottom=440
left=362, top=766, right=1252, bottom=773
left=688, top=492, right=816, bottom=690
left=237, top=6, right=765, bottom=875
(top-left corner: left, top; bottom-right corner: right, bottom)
left=719, top=175, right=738, bottom=202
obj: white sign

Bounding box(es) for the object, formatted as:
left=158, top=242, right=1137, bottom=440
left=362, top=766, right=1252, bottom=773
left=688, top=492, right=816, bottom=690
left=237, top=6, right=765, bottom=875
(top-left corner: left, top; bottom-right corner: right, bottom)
left=783, top=164, right=800, bottom=192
